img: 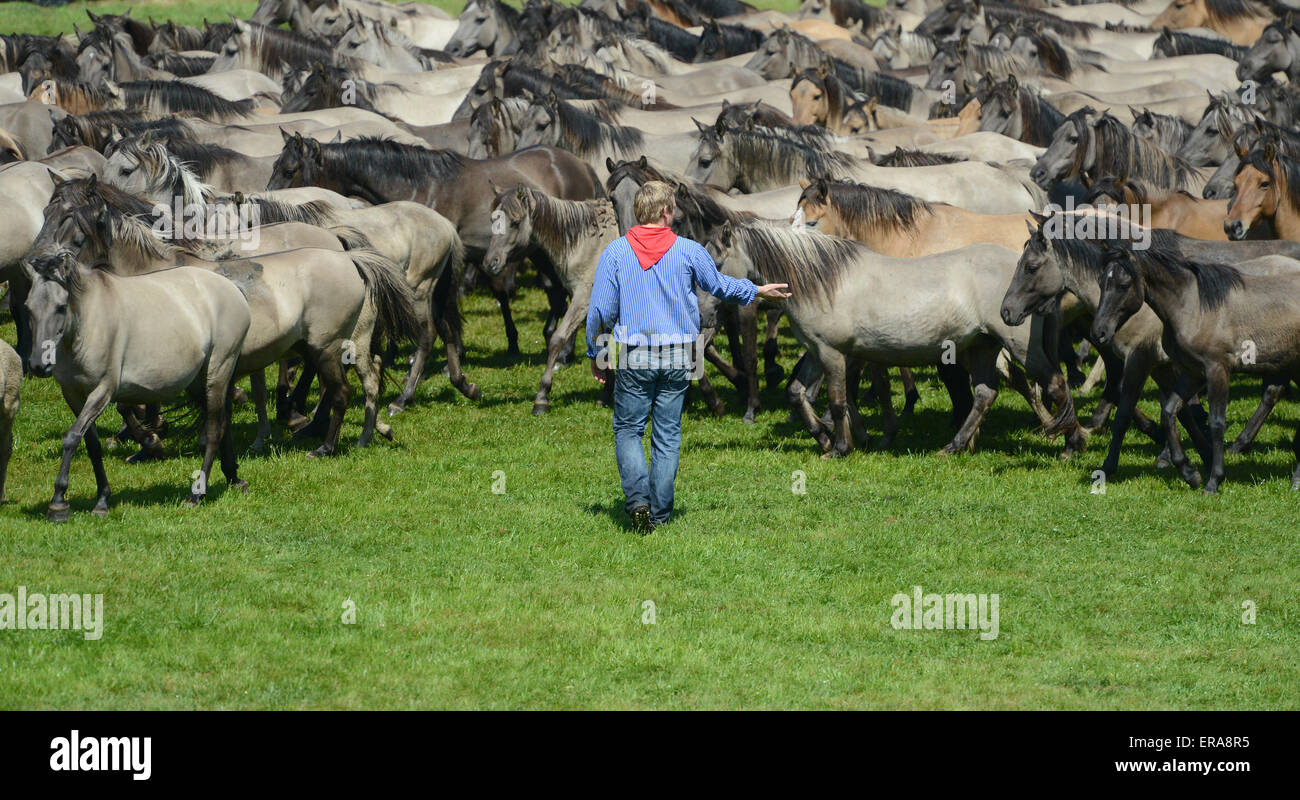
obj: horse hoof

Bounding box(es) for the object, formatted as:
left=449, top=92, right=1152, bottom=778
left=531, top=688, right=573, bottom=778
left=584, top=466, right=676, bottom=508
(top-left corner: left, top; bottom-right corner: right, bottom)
left=125, top=448, right=164, bottom=465
left=466, top=384, right=482, bottom=401
left=48, top=504, right=70, bottom=523
left=380, top=426, right=394, bottom=442
left=387, top=403, right=405, bottom=417
left=308, top=446, right=333, bottom=459
left=1186, top=473, right=1203, bottom=490
left=231, top=479, right=250, bottom=495
left=92, top=506, right=109, bottom=518
left=1154, top=456, right=1171, bottom=469
left=1227, top=442, right=1248, bottom=455
left=532, top=403, right=550, bottom=416
left=742, top=413, right=756, bottom=425
left=820, top=450, right=843, bottom=460
left=710, top=403, right=726, bottom=418
left=183, top=494, right=204, bottom=507
left=250, top=441, right=265, bottom=455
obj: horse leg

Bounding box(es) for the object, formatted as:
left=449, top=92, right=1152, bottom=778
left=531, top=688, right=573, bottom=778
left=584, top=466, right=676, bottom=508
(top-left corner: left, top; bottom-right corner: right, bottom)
left=50, top=385, right=112, bottom=522
left=531, top=285, right=591, bottom=415
left=694, top=328, right=725, bottom=417
left=489, top=263, right=522, bottom=360
left=389, top=281, right=434, bottom=415
left=898, top=367, right=919, bottom=416
left=219, top=385, right=247, bottom=494
left=539, top=269, right=573, bottom=366
left=307, top=350, right=350, bottom=459
left=869, top=363, right=897, bottom=448
left=1228, top=374, right=1286, bottom=454
left=937, top=361, right=972, bottom=428
left=1100, top=352, right=1155, bottom=478
left=1083, top=347, right=1126, bottom=433
left=1080, top=355, right=1107, bottom=395
left=942, top=344, right=999, bottom=455
left=763, top=305, right=784, bottom=389
left=739, top=301, right=761, bottom=424
left=1202, top=363, right=1230, bottom=494
left=10, top=275, right=31, bottom=374
left=817, top=346, right=851, bottom=458
left=1161, top=376, right=1203, bottom=490
left=249, top=370, right=270, bottom=453
left=119, top=403, right=165, bottom=464
left=433, top=281, right=480, bottom=402
left=84, top=425, right=111, bottom=517
left=786, top=352, right=831, bottom=453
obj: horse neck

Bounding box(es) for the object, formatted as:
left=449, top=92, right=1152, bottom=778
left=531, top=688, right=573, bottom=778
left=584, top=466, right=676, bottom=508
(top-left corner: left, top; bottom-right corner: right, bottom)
left=1273, top=177, right=1300, bottom=241
left=1131, top=255, right=1201, bottom=328
left=108, top=238, right=175, bottom=275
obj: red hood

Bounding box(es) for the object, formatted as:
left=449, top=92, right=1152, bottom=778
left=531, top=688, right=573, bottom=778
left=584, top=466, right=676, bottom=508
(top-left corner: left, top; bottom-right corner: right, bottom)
left=625, top=225, right=677, bottom=270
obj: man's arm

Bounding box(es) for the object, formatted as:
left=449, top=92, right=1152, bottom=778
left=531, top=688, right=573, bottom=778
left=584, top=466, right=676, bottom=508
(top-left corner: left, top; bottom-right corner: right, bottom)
left=586, top=244, right=620, bottom=360
left=689, top=242, right=790, bottom=304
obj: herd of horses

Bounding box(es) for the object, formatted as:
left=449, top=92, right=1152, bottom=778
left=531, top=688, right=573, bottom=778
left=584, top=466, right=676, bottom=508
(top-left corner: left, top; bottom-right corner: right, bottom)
left=2, top=0, right=1300, bottom=520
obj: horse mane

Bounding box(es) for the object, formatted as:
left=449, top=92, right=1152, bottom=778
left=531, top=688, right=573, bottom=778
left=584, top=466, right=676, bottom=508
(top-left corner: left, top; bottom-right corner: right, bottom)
left=502, top=62, right=624, bottom=112
left=1239, top=147, right=1300, bottom=213
left=834, top=65, right=915, bottom=111
left=1019, top=25, right=1077, bottom=78
left=985, top=3, right=1096, bottom=40
left=153, top=51, right=217, bottom=77
left=318, top=136, right=467, bottom=182
left=677, top=0, right=754, bottom=17
left=730, top=221, right=860, bottom=306
left=498, top=186, right=609, bottom=257
left=1088, top=112, right=1196, bottom=189
left=698, top=21, right=764, bottom=58
left=874, top=148, right=966, bottom=167
left=119, top=80, right=253, bottom=121
left=828, top=0, right=885, bottom=30
left=1201, top=0, right=1272, bottom=24
left=554, top=62, right=670, bottom=109
left=1154, top=28, right=1249, bottom=59
left=107, top=135, right=214, bottom=207
left=1123, top=241, right=1245, bottom=311
left=818, top=178, right=935, bottom=237
left=995, top=79, right=1065, bottom=145
left=54, top=177, right=177, bottom=263
left=709, top=124, right=856, bottom=185
left=231, top=19, right=356, bottom=73
left=238, top=197, right=337, bottom=226
left=545, top=95, right=644, bottom=156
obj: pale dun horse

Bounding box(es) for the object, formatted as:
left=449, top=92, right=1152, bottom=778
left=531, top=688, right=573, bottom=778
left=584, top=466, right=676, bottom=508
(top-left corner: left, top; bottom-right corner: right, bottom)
left=25, top=254, right=253, bottom=521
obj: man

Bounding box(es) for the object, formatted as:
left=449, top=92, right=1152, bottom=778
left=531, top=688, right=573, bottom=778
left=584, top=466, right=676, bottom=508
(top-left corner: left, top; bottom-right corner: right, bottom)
left=585, top=181, right=791, bottom=534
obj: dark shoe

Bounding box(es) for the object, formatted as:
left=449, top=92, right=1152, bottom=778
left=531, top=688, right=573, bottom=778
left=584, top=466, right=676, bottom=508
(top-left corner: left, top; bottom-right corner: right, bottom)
left=631, top=505, right=652, bottom=535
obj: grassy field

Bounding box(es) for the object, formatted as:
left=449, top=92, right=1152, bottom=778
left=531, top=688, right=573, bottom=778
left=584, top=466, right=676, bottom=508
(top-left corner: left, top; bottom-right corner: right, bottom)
left=1, top=0, right=1297, bottom=710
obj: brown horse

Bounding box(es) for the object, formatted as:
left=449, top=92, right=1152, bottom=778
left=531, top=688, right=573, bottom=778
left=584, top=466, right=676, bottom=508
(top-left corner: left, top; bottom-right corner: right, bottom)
left=1086, top=176, right=1237, bottom=241
left=1225, top=143, right=1300, bottom=241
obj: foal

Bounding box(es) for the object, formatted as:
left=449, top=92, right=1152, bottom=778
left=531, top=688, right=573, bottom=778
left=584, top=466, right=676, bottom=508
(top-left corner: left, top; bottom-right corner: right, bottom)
left=1093, top=243, right=1300, bottom=492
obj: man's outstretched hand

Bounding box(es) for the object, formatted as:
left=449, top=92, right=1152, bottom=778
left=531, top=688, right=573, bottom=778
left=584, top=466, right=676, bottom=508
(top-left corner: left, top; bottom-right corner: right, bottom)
left=591, top=359, right=610, bottom=384
left=755, top=283, right=792, bottom=300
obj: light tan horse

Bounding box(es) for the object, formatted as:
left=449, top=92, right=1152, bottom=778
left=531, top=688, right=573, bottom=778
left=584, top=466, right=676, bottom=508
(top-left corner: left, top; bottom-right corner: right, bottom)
left=1225, top=144, right=1300, bottom=241
left=1151, top=0, right=1273, bottom=46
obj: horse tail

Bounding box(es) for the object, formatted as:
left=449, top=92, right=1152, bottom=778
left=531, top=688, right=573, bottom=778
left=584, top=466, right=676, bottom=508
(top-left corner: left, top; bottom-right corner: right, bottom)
left=431, top=233, right=467, bottom=347
left=331, top=225, right=375, bottom=252
left=349, top=247, right=422, bottom=352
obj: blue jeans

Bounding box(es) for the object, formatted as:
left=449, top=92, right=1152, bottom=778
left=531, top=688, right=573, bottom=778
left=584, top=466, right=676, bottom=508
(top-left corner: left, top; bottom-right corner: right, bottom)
left=612, top=351, right=691, bottom=525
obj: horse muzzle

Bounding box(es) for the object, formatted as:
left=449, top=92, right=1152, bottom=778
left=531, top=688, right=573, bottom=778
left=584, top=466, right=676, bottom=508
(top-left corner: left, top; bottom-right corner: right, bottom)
left=1224, top=219, right=1247, bottom=240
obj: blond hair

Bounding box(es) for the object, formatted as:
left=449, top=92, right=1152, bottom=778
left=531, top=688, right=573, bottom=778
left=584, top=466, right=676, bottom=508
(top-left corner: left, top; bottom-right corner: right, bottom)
left=633, top=181, right=675, bottom=225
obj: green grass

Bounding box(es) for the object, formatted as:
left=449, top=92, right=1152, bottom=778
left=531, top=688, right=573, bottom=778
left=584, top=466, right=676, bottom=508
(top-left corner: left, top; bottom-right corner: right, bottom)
left=1, top=287, right=1298, bottom=709
left=0, top=0, right=1296, bottom=710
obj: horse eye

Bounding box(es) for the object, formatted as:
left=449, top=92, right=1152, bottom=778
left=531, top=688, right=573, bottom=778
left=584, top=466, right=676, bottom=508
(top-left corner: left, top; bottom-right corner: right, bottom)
left=1261, top=180, right=1271, bottom=188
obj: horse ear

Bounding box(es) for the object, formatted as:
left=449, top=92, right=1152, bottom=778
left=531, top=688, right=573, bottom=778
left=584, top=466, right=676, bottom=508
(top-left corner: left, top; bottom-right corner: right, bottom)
left=1007, top=73, right=1017, bottom=91
left=798, top=178, right=811, bottom=190
left=46, top=167, right=66, bottom=188
left=280, top=127, right=293, bottom=144
left=692, top=117, right=710, bottom=134
left=606, top=156, right=617, bottom=172
left=1025, top=219, right=1038, bottom=237
left=816, top=59, right=830, bottom=78
left=86, top=172, right=97, bottom=191
left=866, top=96, right=878, bottom=113
left=330, top=130, right=342, bottom=143
left=1028, top=209, right=1048, bottom=226
left=638, top=155, right=646, bottom=168
left=488, top=179, right=501, bottom=197
left=1264, top=140, right=1278, bottom=162
left=306, top=137, right=321, bottom=159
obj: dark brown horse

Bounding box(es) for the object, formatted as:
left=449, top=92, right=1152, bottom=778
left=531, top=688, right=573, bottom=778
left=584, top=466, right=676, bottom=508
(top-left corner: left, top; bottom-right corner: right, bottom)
left=267, top=134, right=603, bottom=359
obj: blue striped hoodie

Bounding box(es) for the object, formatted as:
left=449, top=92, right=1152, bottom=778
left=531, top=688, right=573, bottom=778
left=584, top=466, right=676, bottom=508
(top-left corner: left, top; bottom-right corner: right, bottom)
left=585, top=235, right=757, bottom=359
